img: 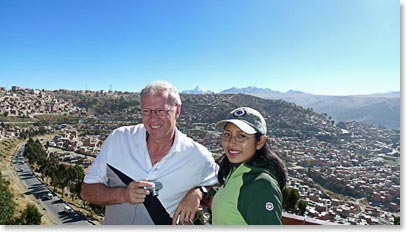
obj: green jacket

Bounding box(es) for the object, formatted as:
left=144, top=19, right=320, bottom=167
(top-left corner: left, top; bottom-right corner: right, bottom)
left=211, top=163, right=283, bottom=225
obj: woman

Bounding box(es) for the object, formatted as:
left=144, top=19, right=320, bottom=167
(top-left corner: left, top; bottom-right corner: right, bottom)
left=211, top=107, right=287, bottom=225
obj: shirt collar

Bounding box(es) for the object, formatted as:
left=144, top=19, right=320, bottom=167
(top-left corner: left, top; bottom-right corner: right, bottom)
left=169, top=128, right=183, bottom=153
left=140, top=125, right=184, bottom=154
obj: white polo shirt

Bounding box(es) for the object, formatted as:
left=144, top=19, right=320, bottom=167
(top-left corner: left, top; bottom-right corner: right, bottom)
left=84, top=124, right=219, bottom=221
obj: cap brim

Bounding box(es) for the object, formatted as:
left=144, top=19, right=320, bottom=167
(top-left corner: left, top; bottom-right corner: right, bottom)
left=215, top=119, right=257, bottom=134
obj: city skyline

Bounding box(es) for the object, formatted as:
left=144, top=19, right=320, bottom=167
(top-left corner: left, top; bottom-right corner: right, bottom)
left=0, top=0, right=401, bottom=96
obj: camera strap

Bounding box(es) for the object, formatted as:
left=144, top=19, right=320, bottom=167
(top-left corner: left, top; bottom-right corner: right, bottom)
left=107, top=164, right=172, bottom=225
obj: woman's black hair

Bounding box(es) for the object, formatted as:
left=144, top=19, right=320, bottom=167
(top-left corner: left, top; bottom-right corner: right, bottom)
left=217, top=133, right=287, bottom=191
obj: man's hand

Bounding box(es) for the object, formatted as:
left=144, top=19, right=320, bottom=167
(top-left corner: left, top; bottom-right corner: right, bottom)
left=172, top=187, right=202, bottom=225
left=81, top=180, right=154, bottom=206
left=123, top=180, right=154, bottom=204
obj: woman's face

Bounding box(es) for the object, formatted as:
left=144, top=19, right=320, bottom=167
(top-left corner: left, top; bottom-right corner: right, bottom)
left=221, top=123, right=259, bottom=164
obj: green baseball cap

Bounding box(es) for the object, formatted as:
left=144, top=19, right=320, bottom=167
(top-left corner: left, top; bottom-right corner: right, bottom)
left=216, top=107, right=267, bottom=135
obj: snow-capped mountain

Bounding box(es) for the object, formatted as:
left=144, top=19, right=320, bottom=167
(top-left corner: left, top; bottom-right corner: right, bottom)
left=182, top=86, right=213, bottom=94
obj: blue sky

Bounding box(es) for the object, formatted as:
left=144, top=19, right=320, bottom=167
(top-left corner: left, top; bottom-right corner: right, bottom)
left=0, top=0, right=401, bottom=96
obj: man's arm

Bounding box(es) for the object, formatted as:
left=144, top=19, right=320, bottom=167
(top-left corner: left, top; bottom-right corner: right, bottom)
left=171, top=187, right=203, bottom=225
left=171, top=148, right=219, bottom=224
left=81, top=181, right=154, bottom=205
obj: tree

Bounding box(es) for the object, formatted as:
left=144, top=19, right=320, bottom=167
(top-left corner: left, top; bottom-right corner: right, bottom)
left=297, top=199, right=308, bottom=216
left=0, top=173, right=15, bottom=224
left=57, top=164, right=69, bottom=196
left=87, top=203, right=105, bottom=216
left=19, top=131, right=27, bottom=139
left=282, top=187, right=300, bottom=213
left=394, top=216, right=400, bottom=225
left=68, top=165, right=85, bottom=200
left=37, top=157, right=49, bottom=181
left=14, top=204, right=42, bottom=225
left=336, top=121, right=347, bottom=129
left=48, top=165, right=59, bottom=192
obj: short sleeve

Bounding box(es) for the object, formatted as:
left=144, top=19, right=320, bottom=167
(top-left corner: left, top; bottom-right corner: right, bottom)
left=83, top=134, right=112, bottom=184
left=198, top=150, right=219, bottom=187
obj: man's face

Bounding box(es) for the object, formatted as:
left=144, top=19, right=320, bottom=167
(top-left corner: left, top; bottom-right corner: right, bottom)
left=141, top=92, right=180, bottom=142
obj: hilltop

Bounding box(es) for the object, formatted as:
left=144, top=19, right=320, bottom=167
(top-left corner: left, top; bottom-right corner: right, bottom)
left=1, top=87, right=398, bottom=145
left=219, top=87, right=400, bottom=130
left=49, top=90, right=340, bottom=139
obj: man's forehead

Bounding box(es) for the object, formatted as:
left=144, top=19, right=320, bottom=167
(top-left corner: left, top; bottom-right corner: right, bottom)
left=142, top=93, right=171, bottom=106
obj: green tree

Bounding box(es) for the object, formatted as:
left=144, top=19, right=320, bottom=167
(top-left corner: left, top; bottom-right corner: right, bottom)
left=57, top=164, right=69, bottom=196
left=19, top=131, right=27, bottom=139
left=282, top=187, right=300, bottom=213
left=68, top=165, right=85, bottom=200
left=48, top=165, right=59, bottom=192
left=14, top=204, right=42, bottom=225
left=37, top=156, right=50, bottom=181
left=0, top=173, right=15, bottom=224
left=297, top=199, right=308, bottom=216
left=24, top=138, right=47, bottom=165
left=394, top=216, right=400, bottom=225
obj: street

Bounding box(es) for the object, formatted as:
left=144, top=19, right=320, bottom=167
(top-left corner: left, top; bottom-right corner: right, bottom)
left=12, top=145, right=93, bottom=225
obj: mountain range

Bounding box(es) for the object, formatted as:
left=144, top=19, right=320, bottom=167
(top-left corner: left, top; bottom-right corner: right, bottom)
left=182, top=86, right=400, bottom=130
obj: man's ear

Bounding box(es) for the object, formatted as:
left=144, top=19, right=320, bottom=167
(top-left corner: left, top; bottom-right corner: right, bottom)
left=175, top=104, right=181, bottom=119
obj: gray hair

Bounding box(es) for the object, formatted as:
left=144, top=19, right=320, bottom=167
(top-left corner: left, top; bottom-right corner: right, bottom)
left=140, top=81, right=181, bottom=106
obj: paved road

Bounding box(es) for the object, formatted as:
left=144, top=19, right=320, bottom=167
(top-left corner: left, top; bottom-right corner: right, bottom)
left=12, top=145, right=93, bottom=225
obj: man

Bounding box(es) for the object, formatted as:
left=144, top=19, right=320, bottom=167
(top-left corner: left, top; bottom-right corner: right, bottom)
left=81, top=81, right=218, bottom=225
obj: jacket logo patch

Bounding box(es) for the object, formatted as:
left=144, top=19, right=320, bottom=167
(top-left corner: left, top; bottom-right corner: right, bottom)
left=265, top=202, right=274, bottom=211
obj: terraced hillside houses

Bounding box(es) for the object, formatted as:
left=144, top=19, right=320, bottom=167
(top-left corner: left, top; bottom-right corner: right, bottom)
left=0, top=87, right=400, bottom=225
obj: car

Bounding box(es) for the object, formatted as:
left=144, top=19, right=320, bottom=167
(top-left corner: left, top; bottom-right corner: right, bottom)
left=64, top=206, right=74, bottom=214
left=42, top=193, right=53, bottom=200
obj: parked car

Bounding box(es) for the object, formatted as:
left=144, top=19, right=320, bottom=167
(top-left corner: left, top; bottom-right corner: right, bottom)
left=64, top=206, right=74, bottom=214
left=42, top=193, right=53, bottom=200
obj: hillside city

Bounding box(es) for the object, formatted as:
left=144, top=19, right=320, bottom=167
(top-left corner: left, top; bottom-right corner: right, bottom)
left=0, top=86, right=400, bottom=225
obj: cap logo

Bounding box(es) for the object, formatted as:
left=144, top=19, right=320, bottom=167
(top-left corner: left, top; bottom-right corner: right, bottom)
left=265, top=202, right=274, bottom=211
left=233, top=109, right=246, bottom=117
